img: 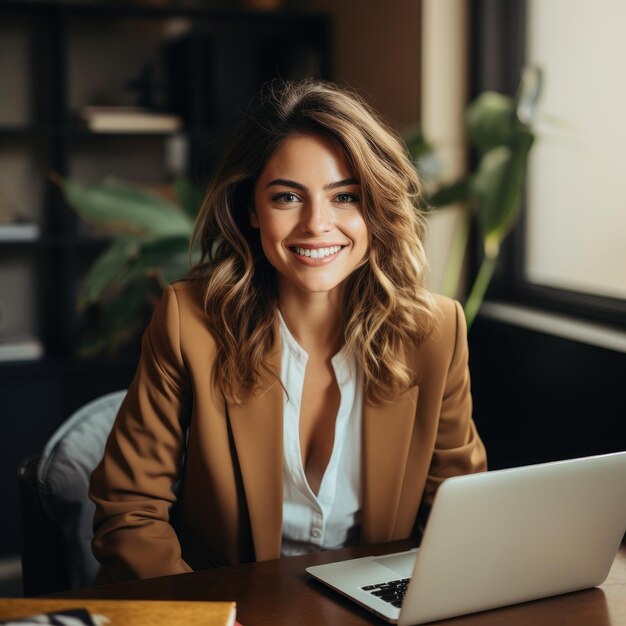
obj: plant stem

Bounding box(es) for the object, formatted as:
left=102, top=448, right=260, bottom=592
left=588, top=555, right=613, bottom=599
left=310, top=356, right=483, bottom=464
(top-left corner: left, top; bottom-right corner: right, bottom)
left=441, top=209, right=471, bottom=298
left=464, top=254, right=498, bottom=329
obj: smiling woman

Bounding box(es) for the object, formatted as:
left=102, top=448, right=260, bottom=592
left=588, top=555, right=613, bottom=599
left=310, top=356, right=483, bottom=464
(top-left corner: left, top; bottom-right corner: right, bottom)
left=190, top=80, right=441, bottom=406
left=88, top=79, right=487, bottom=584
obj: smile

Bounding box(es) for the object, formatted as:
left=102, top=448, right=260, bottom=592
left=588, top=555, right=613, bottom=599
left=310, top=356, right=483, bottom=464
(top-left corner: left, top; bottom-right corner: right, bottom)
left=288, top=245, right=347, bottom=266
left=291, top=245, right=343, bottom=259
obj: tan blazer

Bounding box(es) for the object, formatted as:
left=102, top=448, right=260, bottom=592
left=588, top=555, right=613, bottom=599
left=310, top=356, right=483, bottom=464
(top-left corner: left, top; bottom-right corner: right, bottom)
left=89, top=281, right=486, bottom=583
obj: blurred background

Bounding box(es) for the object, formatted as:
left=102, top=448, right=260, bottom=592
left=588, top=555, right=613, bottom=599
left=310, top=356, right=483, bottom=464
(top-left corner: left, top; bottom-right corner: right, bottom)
left=0, top=0, right=624, bottom=597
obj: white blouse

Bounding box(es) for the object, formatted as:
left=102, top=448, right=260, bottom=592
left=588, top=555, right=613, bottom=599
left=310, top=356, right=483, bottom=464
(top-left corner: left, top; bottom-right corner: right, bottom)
left=278, top=313, right=363, bottom=556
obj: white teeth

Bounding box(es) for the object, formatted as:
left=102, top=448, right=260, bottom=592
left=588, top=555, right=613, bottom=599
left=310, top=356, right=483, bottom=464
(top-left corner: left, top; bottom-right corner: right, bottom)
left=293, top=245, right=342, bottom=259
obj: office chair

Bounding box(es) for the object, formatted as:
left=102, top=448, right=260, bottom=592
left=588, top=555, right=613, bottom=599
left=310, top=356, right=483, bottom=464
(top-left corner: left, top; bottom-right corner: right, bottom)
left=17, top=390, right=126, bottom=596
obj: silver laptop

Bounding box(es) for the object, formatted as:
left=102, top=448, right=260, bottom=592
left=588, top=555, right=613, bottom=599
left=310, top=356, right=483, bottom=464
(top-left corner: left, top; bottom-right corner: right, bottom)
left=306, top=452, right=626, bottom=625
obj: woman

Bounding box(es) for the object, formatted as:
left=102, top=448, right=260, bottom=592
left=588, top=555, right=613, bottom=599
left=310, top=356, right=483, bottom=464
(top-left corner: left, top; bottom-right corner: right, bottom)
left=89, top=79, right=486, bottom=583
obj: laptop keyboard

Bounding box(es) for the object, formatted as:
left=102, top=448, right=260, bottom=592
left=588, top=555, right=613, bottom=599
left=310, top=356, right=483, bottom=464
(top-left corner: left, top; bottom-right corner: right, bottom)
left=361, top=578, right=410, bottom=608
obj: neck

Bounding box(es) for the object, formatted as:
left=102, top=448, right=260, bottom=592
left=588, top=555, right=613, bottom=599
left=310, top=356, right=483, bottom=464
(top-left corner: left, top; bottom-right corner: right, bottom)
left=278, top=283, right=343, bottom=357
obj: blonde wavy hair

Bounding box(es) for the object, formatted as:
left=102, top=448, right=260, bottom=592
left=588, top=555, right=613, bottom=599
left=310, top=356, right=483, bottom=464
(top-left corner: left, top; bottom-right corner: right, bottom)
left=190, top=79, right=437, bottom=405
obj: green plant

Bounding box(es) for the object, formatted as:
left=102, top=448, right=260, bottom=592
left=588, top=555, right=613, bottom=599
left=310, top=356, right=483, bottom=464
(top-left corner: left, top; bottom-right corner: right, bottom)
left=406, top=66, right=542, bottom=327
left=55, top=175, right=204, bottom=356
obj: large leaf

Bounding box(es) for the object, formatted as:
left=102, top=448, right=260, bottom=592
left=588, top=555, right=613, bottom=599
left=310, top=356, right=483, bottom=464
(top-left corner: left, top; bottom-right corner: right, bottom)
left=175, top=177, right=205, bottom=219
left=78, top=236, right=140, bottom=311
left=470, top=130, right=534, bottom=256
left=428, top=179, right=471, bottom=209
left=118, top=236, right=193, bottom=287
left=403, top=127, right=434, bottom=161
left=78, top=278, right=155, bottom=357
left=403, top=127, right=441, bottom=182
left=157, top=245, right=202, bottom=286
left=466, top=92, right=517, bottom=153
left=60, top=178, right=194, bottom=238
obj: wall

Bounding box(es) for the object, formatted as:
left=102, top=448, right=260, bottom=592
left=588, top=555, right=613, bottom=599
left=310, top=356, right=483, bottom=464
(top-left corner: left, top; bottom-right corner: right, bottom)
left=420, top=0, right=468, bottom=295
left=296, top=0, right=421, bottom=130
left=469, top=315, right=626, bottom=471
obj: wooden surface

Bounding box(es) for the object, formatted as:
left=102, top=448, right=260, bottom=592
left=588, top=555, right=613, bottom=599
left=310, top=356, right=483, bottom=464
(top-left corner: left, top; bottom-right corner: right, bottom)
left=0, top=599, right=235, bottom=625
left=52, top=540, right=626, bottom=626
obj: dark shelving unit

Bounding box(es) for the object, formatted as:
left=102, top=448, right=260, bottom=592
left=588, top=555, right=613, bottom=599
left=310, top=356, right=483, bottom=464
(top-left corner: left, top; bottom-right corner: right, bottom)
left=0, top=0, right=331, bottom=558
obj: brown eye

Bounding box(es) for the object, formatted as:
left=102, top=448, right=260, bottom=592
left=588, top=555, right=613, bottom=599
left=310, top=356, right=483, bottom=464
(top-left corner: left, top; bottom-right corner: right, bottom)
left=335, top=193, right=358, bottom=204
left=273, top=192, right=300, bottom=204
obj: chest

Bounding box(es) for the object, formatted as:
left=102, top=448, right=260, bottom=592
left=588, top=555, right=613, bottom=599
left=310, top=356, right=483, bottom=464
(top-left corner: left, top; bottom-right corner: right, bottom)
left=299, top=359, right=341, bottom=494
left=278, top=318, right=362, bottom=497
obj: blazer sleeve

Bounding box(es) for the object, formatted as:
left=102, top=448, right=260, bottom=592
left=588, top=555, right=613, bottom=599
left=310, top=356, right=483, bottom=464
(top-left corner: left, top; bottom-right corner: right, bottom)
left=415, top=299, right=487, bottom=537
left=89, top=285, right=194, bottom=583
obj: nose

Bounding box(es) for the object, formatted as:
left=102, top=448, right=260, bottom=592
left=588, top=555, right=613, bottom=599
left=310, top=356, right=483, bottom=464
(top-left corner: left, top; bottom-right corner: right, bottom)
left=302, top=197, right=334, bottom=235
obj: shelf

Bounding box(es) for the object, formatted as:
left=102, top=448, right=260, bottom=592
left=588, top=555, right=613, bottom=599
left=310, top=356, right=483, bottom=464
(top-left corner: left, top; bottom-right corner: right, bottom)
left=0, top=234, right=61, bottom=248
left=0, top=125, right=57, bottom=138
left=70, top=128, right=182, bottom=140
left=69, top=124, right=225, bottom=140
left=0, top=338, right=44, bottom=363
left=0, top=223, right=41, bottom=242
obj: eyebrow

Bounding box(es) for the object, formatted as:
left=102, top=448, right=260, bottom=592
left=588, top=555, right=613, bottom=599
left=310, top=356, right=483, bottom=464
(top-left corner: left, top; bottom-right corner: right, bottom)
left=265, top=177, right=360, bottom=191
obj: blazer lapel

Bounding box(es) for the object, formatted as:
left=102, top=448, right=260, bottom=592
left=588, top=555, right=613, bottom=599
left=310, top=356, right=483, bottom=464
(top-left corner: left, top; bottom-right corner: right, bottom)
left=361, top=384, right=419, bottom=543
left=227, top=333, right=284, bottom=561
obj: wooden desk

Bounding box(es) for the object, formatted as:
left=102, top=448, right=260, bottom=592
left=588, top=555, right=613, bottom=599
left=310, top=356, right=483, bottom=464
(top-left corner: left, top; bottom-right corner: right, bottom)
left=55, top=541, right=626, bottom=626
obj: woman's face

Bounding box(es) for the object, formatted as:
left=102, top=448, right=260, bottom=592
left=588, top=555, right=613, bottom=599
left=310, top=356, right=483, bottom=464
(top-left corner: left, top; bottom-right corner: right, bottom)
left=252, top=133, right=369, bottom=296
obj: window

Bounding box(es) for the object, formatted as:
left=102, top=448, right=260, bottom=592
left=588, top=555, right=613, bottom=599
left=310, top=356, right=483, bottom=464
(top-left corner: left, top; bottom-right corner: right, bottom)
left=471, top=0, right=626, bottom=328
